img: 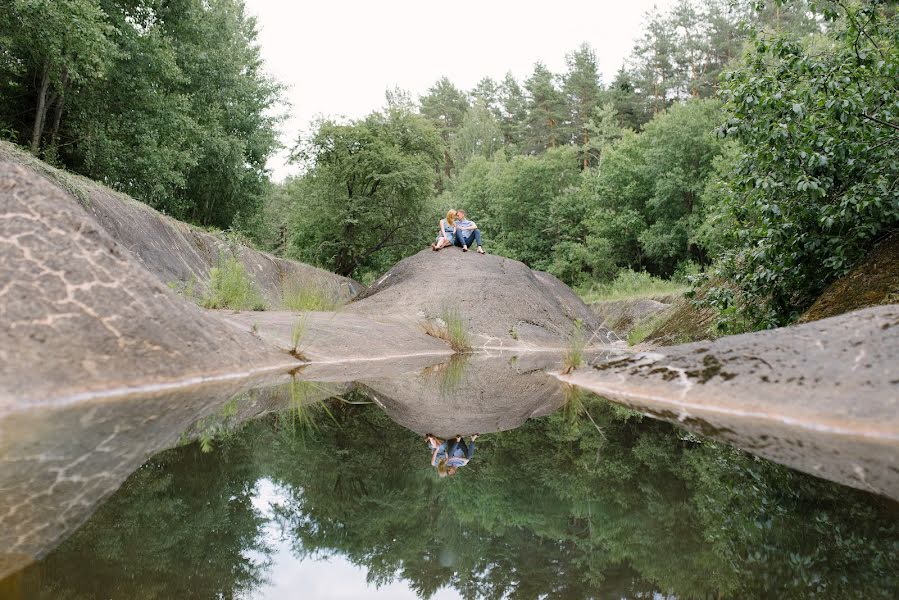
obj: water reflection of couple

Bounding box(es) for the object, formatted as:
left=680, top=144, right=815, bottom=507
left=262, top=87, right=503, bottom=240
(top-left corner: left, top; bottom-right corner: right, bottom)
left=431, top=209, right=486, bottom=254
left=425, top=433, right=479, bottom=477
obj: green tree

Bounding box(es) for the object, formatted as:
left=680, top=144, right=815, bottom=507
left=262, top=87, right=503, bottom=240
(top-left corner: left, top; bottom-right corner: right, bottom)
left=419, top=77, right=469, bottom=178
left=522, top=62, right=567, bottom=153
left=562, top=43, right=603, bottom=167
left=449, top=102, right=502, bottom=172
left=705, top=0, right=899, bottom=326
left=0, top=0, right=116, bottom=154
left=593, top=99, right=725, bottom=276
left=497, top=72, right=528, bottom=151
left=288, top=106, right=442, bottom=278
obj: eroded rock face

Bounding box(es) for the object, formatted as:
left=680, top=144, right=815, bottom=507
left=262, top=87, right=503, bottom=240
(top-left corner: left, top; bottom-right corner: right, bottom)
left=84, top=187, right=362, bottom=307
left=348, top=248, right=614, bottom=349
left=560, top=305, right=899, bottom=500
left=0, top=161, right=297, bottom=410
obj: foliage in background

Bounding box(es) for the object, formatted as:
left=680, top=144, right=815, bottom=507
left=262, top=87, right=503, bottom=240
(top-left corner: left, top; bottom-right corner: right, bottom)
left=701, top=0, right=899, bottom=327
left=578, top=269, right=690, bottom=303
left=0, top=0, right=282, bottom=229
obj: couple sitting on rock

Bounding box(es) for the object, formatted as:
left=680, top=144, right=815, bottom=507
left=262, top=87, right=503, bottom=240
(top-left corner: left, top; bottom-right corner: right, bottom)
left=425, top=433, right=479, bottom=477
left=431, top=209, right=486, bottom=254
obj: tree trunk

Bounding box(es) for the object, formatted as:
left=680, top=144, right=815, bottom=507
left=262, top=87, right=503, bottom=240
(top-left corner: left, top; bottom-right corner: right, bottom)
left=582, top=130, right=589, bottom=169
left=30, top=60, right=51, bottom=154
left=47, top=73, right=69, bottom=149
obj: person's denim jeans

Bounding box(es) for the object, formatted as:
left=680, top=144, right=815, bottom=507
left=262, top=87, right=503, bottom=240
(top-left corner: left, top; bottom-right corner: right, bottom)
left=455, top=228, right=482, bottom=248
left=447, top=438, right=475, bottom=459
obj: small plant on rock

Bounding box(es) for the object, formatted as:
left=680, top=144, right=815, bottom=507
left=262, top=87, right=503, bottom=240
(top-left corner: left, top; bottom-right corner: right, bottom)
left=561, top=319, right=585, bottom=374
left=422, top=304, right=471, bottom=353
left=202, top=256, right=266, bottom=311
left=281, top=279, right=343, bottom=312
left=290, top=314, right=307, bottom=360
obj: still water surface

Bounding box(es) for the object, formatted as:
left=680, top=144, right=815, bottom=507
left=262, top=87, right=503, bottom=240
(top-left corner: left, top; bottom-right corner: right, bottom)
left=1, top=361, right=897, bottom=599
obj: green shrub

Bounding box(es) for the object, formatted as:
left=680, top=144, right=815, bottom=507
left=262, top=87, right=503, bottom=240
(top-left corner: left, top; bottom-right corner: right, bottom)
left=201, top=257, right=266, bottom=311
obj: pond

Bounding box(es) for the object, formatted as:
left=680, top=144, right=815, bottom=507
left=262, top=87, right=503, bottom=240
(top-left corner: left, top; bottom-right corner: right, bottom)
left=1, top=355, right=897, bottom=599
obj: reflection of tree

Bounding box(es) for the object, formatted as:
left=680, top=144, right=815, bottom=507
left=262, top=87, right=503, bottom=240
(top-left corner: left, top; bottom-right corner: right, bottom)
left=16, top=392, right=898, bottom=599
left=265, top=394, right=898, bottom=599
left=19, top=432, right=271, bottom=600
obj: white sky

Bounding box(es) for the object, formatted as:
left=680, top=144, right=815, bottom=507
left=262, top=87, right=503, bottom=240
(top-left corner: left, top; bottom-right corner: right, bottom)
left=244, top=0, right=676, bottom=180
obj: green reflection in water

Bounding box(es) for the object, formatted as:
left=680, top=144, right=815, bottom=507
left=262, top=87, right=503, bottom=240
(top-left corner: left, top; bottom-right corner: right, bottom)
left=8, top=393, right=899, bottom=599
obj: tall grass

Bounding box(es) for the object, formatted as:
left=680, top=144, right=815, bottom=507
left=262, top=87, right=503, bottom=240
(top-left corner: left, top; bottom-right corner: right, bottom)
left=281, top=280, right=343, bottom=312
left=201, top=256, right=266, bottom=310
left=422, top=304, right=471, bottom=352
left=290, top=314, right=307, bottom=359
left=561, top=319, right=586, bottom=374
left=578, top=269, right=688, bottom=303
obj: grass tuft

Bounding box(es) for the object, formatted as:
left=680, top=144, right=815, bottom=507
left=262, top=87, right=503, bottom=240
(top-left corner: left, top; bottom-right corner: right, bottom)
left=201, top=256, right=266, bottom=311
left=561, top=319, right=586, bottom=374
left=290, top=314, right=307, bottom=359
left=578, top=269, right=688, bottom=303
left=422, top=304, right=471, bottom=353
left=281, top=280, right=343, bottom=312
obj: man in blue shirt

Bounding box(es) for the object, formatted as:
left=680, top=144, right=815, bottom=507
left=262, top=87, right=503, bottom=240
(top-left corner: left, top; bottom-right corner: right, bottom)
left=453, top=210, right=486, bottom=254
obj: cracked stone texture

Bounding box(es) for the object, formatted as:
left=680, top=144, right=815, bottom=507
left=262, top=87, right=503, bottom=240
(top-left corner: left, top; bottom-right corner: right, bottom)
left=83, top=186, right=362, bottom=308
left=0, top=161, right=298, bottom=410
left=0, top=373, right=343, bottom=580
left=347, top=248, right=616, bottom=349
left=357, top=353, right=568, bottom=437
left=559, top=305, right=899, bottom=501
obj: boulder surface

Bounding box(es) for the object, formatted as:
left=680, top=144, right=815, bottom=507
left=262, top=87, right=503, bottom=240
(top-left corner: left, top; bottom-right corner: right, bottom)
left=560, top=305, right=899, bottom=500
left=348, top=248, right=614, bottom=349
left=0, top=161, right=297, bottom=410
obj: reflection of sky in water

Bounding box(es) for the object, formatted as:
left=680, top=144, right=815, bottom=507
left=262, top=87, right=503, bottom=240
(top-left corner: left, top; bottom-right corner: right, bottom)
left=246, top=479, right=458, bottom=600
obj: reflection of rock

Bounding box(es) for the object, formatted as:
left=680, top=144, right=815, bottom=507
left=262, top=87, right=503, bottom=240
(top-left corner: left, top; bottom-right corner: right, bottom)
left=0, top=159, right=305, bottom=410
left=348, top=249, right=613, bottom=349
left=560, top=306, right=899, bottom=501
left=0, top=374, right=341, bottom=581
left=357, top=354, right=568, bottom=437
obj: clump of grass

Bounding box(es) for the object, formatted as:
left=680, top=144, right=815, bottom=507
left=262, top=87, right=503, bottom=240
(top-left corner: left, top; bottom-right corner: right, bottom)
left=561, top=319, right=586, bottom=374
left=422, top=304, right=471, bottom=353
left=281, top=280, right=343, bottom=312
left=578, top=269, right=688, bottom=303
left=290, top=314, right=307, bottom=359
left=201, top=256, right=266, bottom=311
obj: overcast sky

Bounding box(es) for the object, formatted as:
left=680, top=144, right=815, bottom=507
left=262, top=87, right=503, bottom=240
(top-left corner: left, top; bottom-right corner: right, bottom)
left=244, top=0, right=676, bottom=179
